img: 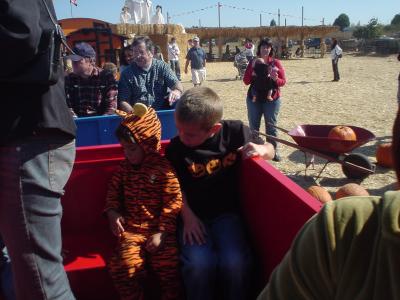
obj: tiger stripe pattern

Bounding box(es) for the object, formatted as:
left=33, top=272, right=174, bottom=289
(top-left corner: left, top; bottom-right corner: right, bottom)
left=105, top=105, right=183, bottom=299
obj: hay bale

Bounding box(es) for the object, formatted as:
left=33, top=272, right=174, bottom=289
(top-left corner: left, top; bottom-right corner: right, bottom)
left=186, top=26, right=337, bottom=41
left=114, top=23, right=186, bottom=36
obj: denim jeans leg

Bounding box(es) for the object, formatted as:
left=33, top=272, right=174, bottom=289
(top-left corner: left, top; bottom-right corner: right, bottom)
left=263, top=98, right=281, bottom=149
left=0, top=137, right=76, bottom=300
left=336, top=60, right=340, bottom=80
left=210, top=214, right=253, bottom=300
left=178, top=220, right=217, bottom=300
left=246, top=97, right=263, bottom=132
left=0, top=236, right=15, bottom=300
left=332, top=60, right=340, bottom=80
left=175, top=60, right=181, bottom=81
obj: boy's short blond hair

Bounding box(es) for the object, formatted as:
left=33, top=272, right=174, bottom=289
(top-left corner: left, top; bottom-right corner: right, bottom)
left=175, top=87, right=223, bottom=130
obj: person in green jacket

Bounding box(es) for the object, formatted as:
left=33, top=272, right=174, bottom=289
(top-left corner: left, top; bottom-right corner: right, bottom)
left=258, top=111, right=400, bottom=300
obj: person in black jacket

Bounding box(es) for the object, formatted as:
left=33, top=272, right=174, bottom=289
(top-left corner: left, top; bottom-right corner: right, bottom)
left=0, top=1, right=76, bottom=299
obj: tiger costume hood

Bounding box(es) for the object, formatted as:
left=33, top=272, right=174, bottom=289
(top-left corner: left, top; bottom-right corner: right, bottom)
left=115, top=103, right=161, bottom=154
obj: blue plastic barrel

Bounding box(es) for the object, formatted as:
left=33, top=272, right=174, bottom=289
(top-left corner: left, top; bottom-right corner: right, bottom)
left=75, top=109, right=176, bottom=146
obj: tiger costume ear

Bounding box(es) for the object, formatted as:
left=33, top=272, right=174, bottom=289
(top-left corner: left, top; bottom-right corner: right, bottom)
left=115, top=103, right=148, bottom=119
left=132, top=103, right=148, bottom=117
left=115, top=109, right=129, bottom=118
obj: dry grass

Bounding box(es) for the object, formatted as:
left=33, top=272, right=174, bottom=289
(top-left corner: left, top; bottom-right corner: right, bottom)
left=180, top=54, right=399, bottom=198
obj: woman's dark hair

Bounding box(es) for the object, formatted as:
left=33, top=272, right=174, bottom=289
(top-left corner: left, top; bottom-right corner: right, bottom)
left=156, top=5, right=162, bottom=12
left=331, top=38, right=338, bottom=51
left=256, top=38, right=274, bottom=57
left=119, top=45, right=132, bottom=66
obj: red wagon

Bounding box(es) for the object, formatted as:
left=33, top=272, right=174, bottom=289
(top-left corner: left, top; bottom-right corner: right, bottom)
left=57, top=143, right=320, bottom=300
left=263, top=124, right=376, bottom=180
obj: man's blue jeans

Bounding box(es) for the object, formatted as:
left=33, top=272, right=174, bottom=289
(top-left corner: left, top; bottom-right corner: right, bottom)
left=0, top=134, right=76, bottom=300
left=246, top=97, right=281, bottom=148
left=179, top=213, right=253, bottom=300
left=0, top=236, right=15, bottom=300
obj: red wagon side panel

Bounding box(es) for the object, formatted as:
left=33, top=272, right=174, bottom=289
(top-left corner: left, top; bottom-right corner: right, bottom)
left=61, top=144, right=321, bottom=299
left=240, top=158, right=321, bottom=282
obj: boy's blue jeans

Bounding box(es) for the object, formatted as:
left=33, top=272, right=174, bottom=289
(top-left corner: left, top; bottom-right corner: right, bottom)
left=0, top=236, right=15, bottom=300
left=246, top=97, right=281, bottom=149
left=179, top=213, right=253, bottom=300
left=0, top=135, right=76, bottom=300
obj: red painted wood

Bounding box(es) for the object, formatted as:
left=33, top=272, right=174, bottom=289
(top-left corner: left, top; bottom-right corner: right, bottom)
left=240, top=157, right=321, bottom=282
left=60, top=143, right=321, bottom=299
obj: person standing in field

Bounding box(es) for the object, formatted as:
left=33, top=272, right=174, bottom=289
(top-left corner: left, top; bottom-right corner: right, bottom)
left=168, top=37, right=181, bottom=81
left=185, top=37, right=207, bottom=87
left=330, top=37, right=343, bottom=82
left=243, top=38, right=287, bottom=162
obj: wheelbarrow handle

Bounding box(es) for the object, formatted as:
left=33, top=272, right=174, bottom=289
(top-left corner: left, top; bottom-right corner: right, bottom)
left=267, top=122, right=289, bottom=134
left=255, top=130, right=319, bottom=155
left=255, top=131, right=374, bottom=175
left=341, top=159, right=375, bottom=174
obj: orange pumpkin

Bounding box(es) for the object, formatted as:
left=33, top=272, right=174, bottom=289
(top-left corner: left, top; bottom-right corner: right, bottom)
left=306, top=185, right=332, bottom=204
left=328, top=126, right=357, bottom=141
left=335, top=183, right=369, bottom=200
left=376, top=143, right=393, bottom=168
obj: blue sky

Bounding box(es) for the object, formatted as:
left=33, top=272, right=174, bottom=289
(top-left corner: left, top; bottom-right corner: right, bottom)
left=54, top=0, right=399, bottom=27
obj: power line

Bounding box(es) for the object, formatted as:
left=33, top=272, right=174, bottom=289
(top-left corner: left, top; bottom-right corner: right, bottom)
left=222, top=4, right=320, bottom=21
left=169, top=3, right=321, bottom=24
left=170, top=5, right=217, bottom=18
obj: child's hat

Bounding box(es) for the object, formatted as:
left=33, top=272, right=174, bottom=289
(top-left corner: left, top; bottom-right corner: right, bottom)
left=115, top=103, right=161, bottom=153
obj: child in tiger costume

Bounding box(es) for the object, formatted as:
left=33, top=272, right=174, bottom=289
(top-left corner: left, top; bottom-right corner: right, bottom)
left=104, top=103, right=182, bottom=300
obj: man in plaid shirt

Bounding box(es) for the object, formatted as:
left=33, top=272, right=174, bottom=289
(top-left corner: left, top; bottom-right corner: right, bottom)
left=65, top=42, right=118, bottom=117
left=118, top=37, right=183, bottom=112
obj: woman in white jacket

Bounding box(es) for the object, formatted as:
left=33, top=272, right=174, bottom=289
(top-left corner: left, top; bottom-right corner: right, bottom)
left=330, top=38, right=343, bottom=81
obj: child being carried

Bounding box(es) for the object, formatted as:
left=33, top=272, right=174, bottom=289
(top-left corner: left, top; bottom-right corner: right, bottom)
left=251, top=57, right=279, bottom=102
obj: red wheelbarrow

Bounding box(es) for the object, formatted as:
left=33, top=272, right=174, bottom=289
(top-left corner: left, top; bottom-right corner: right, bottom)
left=259, top=124, right=376, bottom=180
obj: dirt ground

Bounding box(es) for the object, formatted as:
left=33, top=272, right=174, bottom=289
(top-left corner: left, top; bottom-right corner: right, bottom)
left=179, top=54, right=399, bottom=198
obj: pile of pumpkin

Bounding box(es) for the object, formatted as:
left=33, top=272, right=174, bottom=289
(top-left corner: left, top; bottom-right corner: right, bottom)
left=307, top=183, right=369, bottom=203
left=306, top=125, right=394, bottom=204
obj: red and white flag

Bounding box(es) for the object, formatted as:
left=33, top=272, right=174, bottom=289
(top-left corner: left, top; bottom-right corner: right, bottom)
left=70, top=0, right=77, bottom=6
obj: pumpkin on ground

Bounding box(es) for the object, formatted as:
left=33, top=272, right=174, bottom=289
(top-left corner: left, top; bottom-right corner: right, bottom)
left=307, top=185, right=332, bottom=204
left=335, top=183, right=369, bottom=200
left=376, top=143, right=393, bottom=168
left=328, top=125, right=357, bottom=141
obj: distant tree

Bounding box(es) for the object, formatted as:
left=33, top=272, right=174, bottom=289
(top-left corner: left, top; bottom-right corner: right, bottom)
left=353, top=27, right=365, bottom=39
left=391, top=14, right=400, bottom=26
left=333, top=13, right=350, bottom=31
left=353, top=18, right=383, bottom=39
left=270, top=19, right=276, bottom=26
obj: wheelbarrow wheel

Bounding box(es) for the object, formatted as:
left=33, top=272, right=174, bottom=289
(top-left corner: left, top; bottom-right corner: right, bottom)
left=342, top=153, right=374, bottom=180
